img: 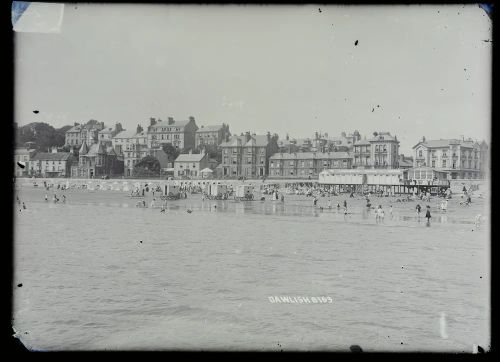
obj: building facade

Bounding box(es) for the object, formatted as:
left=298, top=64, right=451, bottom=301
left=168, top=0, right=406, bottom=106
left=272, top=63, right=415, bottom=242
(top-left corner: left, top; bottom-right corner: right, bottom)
left=353, top=132, right=400, bottom=169
left=174, top=150, right=209, bottom=178
left=269, top=152, right=352, bottom=178
left=111, top=130, right=149, bottom=177
left=29, top=152, right=75, bottom=177
left=219, top=133, right=279, bottom=178
left=71, top=141, right=121, bottom=178
left=65, top=121, right=105, bottom=147
left=195, top=124, right=230, bottom=149
left=412, top=138, right=487, bottom=179
left=147, top=116, right=198, bottom=150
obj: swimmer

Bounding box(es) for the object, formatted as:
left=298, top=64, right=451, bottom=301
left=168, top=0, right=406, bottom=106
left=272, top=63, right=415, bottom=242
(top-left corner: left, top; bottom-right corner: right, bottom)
left=22, top=202, right=26, bottom=210
left=45, top=194, right=48, bottom=201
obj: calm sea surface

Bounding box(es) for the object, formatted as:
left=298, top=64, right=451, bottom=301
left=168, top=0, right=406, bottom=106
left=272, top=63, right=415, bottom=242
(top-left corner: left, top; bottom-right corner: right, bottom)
left=12, top=182, right=490, bottom=351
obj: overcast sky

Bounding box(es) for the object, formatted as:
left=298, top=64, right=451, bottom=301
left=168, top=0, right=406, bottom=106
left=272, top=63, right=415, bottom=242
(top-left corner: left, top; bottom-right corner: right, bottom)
left=14, top=4, right=491, bottom=155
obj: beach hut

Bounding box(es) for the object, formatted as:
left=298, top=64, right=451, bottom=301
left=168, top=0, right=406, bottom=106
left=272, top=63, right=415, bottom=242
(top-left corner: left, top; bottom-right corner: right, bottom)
left=162, top=184, right=181, bottom=200
left=234, top=184, right=254, bottom=200
left=210, top=183, right=228, bottom=199
left=122, top=182, right=129, bottom=192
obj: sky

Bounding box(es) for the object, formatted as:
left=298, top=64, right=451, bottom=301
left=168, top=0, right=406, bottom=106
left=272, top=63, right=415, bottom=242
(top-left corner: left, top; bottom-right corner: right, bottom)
left=14, top=4, right=492, bottom=156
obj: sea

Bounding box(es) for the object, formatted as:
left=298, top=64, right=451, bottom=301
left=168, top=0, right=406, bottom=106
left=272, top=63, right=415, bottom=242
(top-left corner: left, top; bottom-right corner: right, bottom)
left=12, top=181, right=490, bottom=351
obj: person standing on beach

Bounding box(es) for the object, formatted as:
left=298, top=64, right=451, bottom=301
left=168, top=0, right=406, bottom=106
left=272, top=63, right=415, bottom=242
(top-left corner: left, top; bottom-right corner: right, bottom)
left=344, top=200, right=347, bottom=209
left=328, top=199, right=332, bottom=209
left=416, top=204, right=422, bottom=219
left=389, top=205, right=393, bottom=219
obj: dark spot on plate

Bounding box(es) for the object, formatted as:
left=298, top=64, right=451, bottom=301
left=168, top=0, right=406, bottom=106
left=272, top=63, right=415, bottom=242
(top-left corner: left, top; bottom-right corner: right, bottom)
left=33, top=110, right=39, bottom=114
left=355, top=40, right=359, bottom=46
left=318, top=8, right=322, bottom=13
left=350, top=345, right=363, bottom=352
left=17, top=283, right=22, bottom=287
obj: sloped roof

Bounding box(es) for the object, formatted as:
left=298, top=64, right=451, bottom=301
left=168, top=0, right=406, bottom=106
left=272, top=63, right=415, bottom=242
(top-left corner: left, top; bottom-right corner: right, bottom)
left=413, top=139, right=463, bottom=149
left=79, top=141, right=89, bottom=155
left=99, top=127, right=115, bottom=134
left=245, top=135, right=269, bottom=147
left=270, top=152, right=351, bottom=160
left=14, top=148, right=34, bottom=156
left=66, top=125, right=82, bottom=133
left=367, top=132, right=398, bottom=142
left=31, top=152, right=72, bottom=161
left=149, top=119, right=190, bottom=129
left=197, top=125, right=223, bottom=132
left=113, top=130, right=137, bottom=139
left=220, top=135, right=247, bottom=147
left=175, top=153, right=206, bottom=163
left=354, top=139, right=371, bottom=146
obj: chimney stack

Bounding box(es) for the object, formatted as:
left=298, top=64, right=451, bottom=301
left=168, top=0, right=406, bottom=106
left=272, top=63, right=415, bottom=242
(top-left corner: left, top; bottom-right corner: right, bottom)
left=189, top=116, right=195, bottom=123
left=168, top=117, right=174, bottom=125
left=422, top=136, right=426, bottom=143
left=150, top=117, right=156, bottom=126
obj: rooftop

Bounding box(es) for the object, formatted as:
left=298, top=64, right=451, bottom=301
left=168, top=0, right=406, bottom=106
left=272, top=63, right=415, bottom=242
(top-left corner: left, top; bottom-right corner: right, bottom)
left=175, top=153, right=207, bottom=163
left=31, top=152, right=72, bottom=161
left=197, top=125, right=224, bottom=132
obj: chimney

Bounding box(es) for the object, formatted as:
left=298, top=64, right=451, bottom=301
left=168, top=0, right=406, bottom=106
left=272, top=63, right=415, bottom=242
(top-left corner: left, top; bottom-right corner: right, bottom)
left=74, top=122, right=79, bottom=126
left=168, top=117, right=174, bottom=125
left=189, top=149, right=192, bottom=155
left=267, top=131, right=271, bottom=142
left=189, top=116, right=195, bottom=123
left=201, top=125, right=204, bottom=128
left=201, top=148, right=206, bottom=156
left=101, top=122, right=105, bottom=129
left=245, top=131, right=251, bottom=142
left=150, top=117, right=156, bottom=126
left=422, top=136, right=426, bottom=143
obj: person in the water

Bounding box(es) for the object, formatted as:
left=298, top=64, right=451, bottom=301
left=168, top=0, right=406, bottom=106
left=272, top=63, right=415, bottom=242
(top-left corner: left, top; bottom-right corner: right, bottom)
left=425, top=205, right=431, bottom=222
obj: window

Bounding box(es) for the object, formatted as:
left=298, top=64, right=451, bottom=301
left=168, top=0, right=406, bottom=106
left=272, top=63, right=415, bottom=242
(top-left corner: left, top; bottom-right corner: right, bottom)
left=418, top=150, right=422, bottom=157
left=442, top=160, right=447, bottom=168
left=432, top=160, right=435, bottom=168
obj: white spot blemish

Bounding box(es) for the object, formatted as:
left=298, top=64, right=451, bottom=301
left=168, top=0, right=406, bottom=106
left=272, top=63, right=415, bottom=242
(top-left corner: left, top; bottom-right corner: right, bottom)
left=440, top=312, right=448, bottom=339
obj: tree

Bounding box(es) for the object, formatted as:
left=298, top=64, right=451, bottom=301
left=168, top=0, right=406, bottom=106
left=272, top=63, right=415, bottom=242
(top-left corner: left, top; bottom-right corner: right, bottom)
left=16, top=122, right=69, bottom=150
left=133, top=155, right=161, bottom=177
left=162, top=143, right=180, bottom=160
left=137, top=124, right=143, bottom=133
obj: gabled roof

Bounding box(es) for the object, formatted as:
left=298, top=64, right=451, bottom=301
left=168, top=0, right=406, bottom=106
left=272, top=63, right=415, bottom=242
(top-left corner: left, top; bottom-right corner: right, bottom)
left=79, top=141, right=89, bottom=155
left=175, top=153, right=206, bottom=163
left=31, top=152, right=72, bottom=161
left=85, top=142, right=107, bottom=157
left=106, top=146, right=117, bottom=156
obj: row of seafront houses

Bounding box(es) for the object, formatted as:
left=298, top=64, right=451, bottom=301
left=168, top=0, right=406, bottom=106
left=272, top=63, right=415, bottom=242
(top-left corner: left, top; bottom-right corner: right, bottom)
left=14, top=117, right=489, bottom=181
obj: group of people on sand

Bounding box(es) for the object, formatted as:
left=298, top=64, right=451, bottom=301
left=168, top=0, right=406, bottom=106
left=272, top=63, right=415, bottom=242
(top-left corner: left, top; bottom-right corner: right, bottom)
left=16, top=195, right=27, bottom=211
left=45, top=193, right=66, bottom=203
